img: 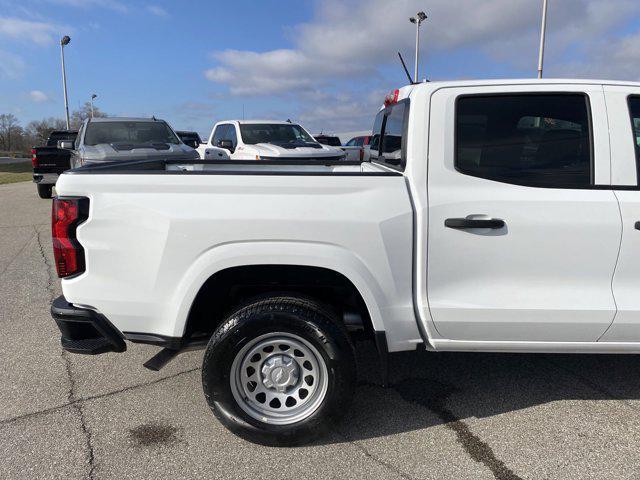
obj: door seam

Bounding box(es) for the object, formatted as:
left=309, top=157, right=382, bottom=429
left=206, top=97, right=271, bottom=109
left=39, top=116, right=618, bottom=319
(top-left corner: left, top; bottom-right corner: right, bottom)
left=597, top=189, right=623, bottom=342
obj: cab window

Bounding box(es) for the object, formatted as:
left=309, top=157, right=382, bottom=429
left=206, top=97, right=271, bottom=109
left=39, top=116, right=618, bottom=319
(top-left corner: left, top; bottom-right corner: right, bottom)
left=370, top=100, right=409, bottom=171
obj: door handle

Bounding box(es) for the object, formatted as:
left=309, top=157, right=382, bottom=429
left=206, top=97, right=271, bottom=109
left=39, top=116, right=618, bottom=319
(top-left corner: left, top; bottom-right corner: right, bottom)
left=445, top=218, right=505, bottom=229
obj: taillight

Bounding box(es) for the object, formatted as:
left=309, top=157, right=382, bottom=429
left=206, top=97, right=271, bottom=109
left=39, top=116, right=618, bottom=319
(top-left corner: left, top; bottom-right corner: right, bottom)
left=359, top=148, right=364, bottom=162
left=31, top=149, right=38, bottom=168
left=52, top=197, right=89, bottom=278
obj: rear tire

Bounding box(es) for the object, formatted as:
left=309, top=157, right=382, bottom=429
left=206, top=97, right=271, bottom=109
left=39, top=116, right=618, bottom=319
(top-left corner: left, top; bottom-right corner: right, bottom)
left=37, top=184, right=53, bottom=199
left=201, top=295, right=356, bottom=446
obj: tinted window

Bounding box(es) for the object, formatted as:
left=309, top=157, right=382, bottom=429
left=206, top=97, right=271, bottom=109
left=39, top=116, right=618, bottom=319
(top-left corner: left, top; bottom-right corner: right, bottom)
left=456, top=94, right=592, bottom=188
left=212, top=124, right=229, bottom=146
left=84, top=121, right=180, bottom=146
left=315, top=135, right=341, bottom=146
left=177, top=132, right=202, bottom=147
left=346, top=137, right=358, bottom=146
left=380, top=102, right=407, bottom=168
left=226, top=124, right=238, bottom=148
left=369, top=113, right=384, bottom=162
left=628, top=97, right=640, bottom=183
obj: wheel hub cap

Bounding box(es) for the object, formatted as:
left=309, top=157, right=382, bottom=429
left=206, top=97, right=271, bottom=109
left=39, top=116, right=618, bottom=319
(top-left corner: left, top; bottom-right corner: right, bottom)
left=230, top=332, right=329, bottom=425
left=261, top=355, right=299, bottom=392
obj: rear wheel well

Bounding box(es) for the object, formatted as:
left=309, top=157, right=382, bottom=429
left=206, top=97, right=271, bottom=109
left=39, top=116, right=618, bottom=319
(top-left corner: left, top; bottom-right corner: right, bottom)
left=184, top=265, right=374, bottom=341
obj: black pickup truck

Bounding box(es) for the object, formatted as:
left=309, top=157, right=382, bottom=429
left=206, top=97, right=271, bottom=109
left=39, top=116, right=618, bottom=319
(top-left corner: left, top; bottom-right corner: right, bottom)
left=31, top=130, right=77, bottom=199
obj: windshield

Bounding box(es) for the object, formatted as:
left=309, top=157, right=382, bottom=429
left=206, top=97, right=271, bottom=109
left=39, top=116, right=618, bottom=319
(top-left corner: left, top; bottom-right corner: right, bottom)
left=316, top=136, right=342, bottom=147
left=239, top=123, right=317, bottom=145
left=84, top=121, right=180, bottom=146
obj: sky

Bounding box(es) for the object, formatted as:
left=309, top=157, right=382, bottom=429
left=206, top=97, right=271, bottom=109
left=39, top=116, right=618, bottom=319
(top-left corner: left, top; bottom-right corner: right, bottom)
left=1, top=0, right=640, bottom=138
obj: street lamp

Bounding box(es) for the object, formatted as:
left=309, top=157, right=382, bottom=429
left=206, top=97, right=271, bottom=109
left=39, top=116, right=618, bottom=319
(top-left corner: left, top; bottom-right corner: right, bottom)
left=537, top=0, right=549, bottom=79
left=60, top=35, right=71, bottom=129
left=409, top=11, right=427, bottom=83
left=90, top=94, right=97, bottom=118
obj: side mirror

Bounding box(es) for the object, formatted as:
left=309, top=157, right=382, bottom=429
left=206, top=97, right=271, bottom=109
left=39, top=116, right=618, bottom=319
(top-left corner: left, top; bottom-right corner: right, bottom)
left=58, top=140, right=74, bottom=150
left=185, top=140, right=198, bottom=149
left=218, top=139, right=234, bottom=152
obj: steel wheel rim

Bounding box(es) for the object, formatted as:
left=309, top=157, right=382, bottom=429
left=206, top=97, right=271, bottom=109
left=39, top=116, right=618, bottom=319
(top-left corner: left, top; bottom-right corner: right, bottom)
left=230, top=332, right=329, bottom=425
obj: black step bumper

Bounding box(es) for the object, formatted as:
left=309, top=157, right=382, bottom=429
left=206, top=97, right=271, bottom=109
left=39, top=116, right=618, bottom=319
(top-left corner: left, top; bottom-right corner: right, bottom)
left=51, top=295, right=126, bottom=355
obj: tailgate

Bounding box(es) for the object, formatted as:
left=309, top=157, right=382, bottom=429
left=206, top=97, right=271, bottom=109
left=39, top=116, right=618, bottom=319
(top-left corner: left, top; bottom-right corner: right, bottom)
left=33, top=147, right=72, bottom=174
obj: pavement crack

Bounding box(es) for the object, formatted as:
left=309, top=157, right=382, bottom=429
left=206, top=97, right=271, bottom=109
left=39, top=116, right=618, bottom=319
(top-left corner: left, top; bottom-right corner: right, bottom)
left=393, top=379, right=523, bottom=480
left=35, top=226, right=96, bottom=479
left=63, top=352, right=97, bottom=480
left=0, top=367, right=201, bottom=428
left=34, top=226, right=55, bottom=301
left=0, top=231, right=36, bottom=279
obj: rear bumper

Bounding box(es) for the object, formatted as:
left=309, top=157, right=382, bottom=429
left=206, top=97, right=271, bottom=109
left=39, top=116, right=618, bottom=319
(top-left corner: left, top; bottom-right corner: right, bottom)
left=51, top=295, right=126, bottom=355
left=33, top=173, right=59, bottom=185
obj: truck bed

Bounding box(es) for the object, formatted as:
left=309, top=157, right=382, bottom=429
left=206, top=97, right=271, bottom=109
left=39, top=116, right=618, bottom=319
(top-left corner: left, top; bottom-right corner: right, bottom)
left=54, top=158, right=419, bottom=352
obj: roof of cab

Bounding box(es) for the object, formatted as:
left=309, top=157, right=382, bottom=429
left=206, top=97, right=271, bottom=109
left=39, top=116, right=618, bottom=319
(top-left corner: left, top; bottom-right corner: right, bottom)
left=221, top=120, right=301, bottom=125
left=399, top=78, right=640, bottom=97
left=87, top=117, right=166, bottom=123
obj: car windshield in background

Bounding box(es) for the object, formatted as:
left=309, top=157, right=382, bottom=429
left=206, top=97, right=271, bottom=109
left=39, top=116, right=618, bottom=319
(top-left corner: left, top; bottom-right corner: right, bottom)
left=315, top=136, right=342, bottom=147
left=84, top=121, right=180, bottom=146
left=240, top=124, right=317, bottom=145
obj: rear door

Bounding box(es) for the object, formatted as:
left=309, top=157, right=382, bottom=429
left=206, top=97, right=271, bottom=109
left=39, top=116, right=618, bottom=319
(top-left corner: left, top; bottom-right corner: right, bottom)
left=426, top=84, right=621, bottom=342
left=600, top=87, right=640, bottom=342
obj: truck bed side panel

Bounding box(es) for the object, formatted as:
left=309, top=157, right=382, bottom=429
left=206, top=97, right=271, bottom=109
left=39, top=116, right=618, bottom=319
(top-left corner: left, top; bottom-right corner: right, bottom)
left=56, top=173, right=421, bottom=352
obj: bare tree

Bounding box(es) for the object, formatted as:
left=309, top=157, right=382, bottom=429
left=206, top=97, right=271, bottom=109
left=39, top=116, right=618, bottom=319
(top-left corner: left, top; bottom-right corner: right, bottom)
left=70, top=102, right=107, bottom=128
left=26, top=117, right=67, bottom=145
left=0, top=114, right=19, bottom=151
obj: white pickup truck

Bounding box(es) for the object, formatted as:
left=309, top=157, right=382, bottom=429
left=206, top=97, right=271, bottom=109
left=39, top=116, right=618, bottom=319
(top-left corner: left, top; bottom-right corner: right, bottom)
left=51, top=79, right=640, bottom=445
left=196, top=120, right=345, bottom=161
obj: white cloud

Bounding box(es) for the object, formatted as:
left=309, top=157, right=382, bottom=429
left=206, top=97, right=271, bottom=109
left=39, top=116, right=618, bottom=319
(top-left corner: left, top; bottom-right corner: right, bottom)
left=203, top=0, right=640, bottom=131
left=146, top=5, right=168, bottom=17
left=29, top=90, right=48, bottom=102
left=0, top=16, right=60, bottom=45
left=0, top=49, right=26, bottom=79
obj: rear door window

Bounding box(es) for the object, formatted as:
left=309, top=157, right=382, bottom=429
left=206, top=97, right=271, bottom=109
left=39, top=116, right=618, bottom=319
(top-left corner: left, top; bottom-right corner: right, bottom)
left=456, top=94, right=593, bottom=188
left=628, top=96, right=640, bottom=182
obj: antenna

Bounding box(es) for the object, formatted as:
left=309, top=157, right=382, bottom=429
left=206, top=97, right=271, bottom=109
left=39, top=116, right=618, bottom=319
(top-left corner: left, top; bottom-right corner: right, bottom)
left=398, top=52, right=414, bottom=85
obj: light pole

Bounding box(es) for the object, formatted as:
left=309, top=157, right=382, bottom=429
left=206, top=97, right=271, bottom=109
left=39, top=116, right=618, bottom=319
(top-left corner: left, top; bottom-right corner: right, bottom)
left=409, top=11, right=427, bottom=83
left=60, top=35, right=71, bottom=129
left=90, top=94, right=97, bottom=118
left=537, top=0, right=549, bottom=79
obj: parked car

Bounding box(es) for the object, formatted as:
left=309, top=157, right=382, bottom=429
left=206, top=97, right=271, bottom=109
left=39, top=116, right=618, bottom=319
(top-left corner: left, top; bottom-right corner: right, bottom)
left=69, top=117, right=199, bottom=168
left=176, top=130, right=202, bottom=149
left=50, top=78, right=640, bottom=446
left=31, top=129, right=77, bottom=199
left=197, top=120, right=345, bottom=161
left=341, top=135, right=371, bottom=161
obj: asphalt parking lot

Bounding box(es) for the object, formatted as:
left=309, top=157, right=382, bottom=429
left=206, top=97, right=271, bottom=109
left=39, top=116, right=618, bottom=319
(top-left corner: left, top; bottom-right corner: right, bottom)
left=3, top=180, right=640, bottom=479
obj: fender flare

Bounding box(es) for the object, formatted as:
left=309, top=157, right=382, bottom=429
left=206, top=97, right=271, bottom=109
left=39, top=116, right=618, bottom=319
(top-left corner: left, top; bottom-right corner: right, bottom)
left=166, top=241, right=389, bottom=338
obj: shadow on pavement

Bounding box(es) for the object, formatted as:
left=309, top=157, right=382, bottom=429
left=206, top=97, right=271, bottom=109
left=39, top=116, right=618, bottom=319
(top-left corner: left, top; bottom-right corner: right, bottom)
left=331, top=340, right=640, bottom=442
